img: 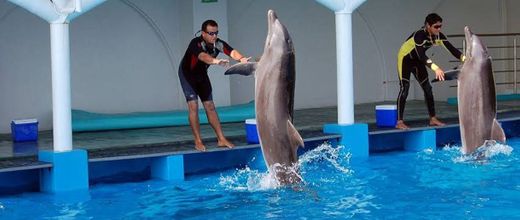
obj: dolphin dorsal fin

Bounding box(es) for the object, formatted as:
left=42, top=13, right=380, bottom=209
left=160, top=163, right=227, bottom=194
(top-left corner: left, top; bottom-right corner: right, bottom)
left=287, top=120, right=304, bottom=149
left=224, top=62, right=257, bottom=76
left=491, top=119, right=506, bottom=143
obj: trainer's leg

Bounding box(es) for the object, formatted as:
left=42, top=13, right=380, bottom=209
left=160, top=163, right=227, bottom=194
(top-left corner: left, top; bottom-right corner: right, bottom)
left=414, top=65, right=445, bottom=126
left=396, top=58, right=412, bottom=129
left=202, top=101, right=234, bottom=148
left=187, top=100, right=206, bottom=151
left=179, top=67, right=206, bottom=151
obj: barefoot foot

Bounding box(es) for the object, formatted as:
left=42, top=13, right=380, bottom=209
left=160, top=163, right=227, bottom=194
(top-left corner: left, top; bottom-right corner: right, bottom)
left=429, top=117, right=446, bottom=126
left=395, top=120, right=410, bottom=129
left=194, top=140, right=206, bottom=151
left=217, top=138, right=235, bottom=149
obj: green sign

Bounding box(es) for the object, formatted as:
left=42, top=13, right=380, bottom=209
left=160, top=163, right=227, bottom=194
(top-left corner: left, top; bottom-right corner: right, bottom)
left=202, top=0, right=217, bottom=3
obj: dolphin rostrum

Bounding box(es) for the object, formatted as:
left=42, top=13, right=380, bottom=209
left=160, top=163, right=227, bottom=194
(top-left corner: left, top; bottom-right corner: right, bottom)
left=458, top=26, right=506, bottom=154
left=225, top=10, right=304, bottom=184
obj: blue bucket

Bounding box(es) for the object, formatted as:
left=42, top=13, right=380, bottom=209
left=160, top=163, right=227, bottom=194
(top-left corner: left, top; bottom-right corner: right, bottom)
left=11, top=119, right=39, bottom=142
left=375, top=105, right=397, bottom=127
left=245, top=119, right=259, bottom=144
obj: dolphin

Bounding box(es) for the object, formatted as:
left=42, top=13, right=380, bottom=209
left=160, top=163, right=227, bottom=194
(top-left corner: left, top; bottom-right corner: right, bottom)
left=225, top=10, right=304, bottom=184
left=457, top=26, right=506, bottom=154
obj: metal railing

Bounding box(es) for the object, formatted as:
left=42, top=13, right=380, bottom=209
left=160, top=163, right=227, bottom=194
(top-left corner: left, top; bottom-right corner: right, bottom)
left=447, top=33, right=520, bottom=93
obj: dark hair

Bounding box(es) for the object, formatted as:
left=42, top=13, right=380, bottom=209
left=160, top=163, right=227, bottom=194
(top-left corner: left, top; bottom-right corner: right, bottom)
left=424, top=13, right=442, bottom=26
left=201, top=20, right=218, bottom=32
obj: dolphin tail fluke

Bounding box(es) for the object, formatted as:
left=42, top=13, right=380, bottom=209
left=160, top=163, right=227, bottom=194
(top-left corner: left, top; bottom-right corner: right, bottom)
left=287, top=120, right=304, bottom=149
left=224, top=62, right=257, bottom=76
left=491, top=119, right=506, bottom=143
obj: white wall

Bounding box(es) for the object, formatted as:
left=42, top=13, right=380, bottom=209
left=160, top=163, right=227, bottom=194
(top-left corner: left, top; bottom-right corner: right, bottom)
left=0, top=0, right=519, bottom=133
left=0, top=1, right=53, bottom=132
left=227, top=0, right=339, bottom=108
left=70, top=0, right=185, bottom=113
left=0, top=0, right=192, bottom=132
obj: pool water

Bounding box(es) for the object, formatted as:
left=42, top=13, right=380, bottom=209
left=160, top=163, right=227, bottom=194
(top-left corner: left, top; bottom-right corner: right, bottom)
left=0, top=138, right=518, bottom=219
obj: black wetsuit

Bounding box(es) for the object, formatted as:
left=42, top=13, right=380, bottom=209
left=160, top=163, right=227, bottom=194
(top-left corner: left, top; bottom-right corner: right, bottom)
left=396, top=28, right=463, bottom=120
left=178, top=37, right=234, bottom=102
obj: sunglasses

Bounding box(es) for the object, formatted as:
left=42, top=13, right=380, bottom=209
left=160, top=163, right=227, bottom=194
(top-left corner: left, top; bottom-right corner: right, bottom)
left=432, top=24, right=442, bottom=29
left=205, top=31, right=219, bottom=36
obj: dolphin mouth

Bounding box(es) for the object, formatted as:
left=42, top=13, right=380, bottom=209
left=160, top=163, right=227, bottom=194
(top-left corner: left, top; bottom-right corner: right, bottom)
left=268, top=9, right=277, bottom=26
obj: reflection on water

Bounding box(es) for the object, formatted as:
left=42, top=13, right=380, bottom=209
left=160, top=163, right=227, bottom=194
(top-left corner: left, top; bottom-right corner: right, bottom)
left=12, top=141, right=39, bottom=156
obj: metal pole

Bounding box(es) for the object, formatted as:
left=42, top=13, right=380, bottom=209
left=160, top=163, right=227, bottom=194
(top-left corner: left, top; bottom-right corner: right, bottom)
left=514, top=37, right=517, bottom=94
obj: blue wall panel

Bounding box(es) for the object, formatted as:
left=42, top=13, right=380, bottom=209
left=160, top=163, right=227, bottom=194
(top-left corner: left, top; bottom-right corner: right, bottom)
left=0, top=170, right=39, bottom=194
left=89, top=159, right=152, bottom=184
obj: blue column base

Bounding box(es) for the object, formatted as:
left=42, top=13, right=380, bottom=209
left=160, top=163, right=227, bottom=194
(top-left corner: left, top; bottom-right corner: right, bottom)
left=404, top=129, right=436, bottom=152
left=151, top=155, right=184, bottom=181
left=39, top=149, right=89, bottom=193
left=323, top=123, right=369, bottom=158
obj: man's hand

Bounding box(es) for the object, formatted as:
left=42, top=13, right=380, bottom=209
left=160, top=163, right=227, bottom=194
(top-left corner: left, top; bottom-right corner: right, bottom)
left=214, top=58, right=229, bottom=66
left=435, top=68, right=445, bottom=81
left=239, top=57, right=252, bottom=63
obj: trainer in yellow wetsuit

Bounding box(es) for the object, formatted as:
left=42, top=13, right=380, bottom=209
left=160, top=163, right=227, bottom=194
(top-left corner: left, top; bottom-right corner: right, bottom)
left=396, top=13, right=465, bottom=129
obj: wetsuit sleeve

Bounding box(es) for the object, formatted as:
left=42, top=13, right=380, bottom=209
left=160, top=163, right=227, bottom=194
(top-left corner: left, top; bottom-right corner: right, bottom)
left=439, top=33, right=464, bottom=60
left=183, top=38, right=204, bottom=72
left=413, top=32, right=435, bottom=69
left=218, top=39, right=234, bottom=56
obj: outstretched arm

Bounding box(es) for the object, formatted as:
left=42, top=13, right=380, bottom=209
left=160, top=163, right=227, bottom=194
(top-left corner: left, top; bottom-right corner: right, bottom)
left=230, top=50, right=251, bottom=63
left=414, top=38, right=445, bottom=81
left=439, top=33, right=465, bottom=61
left=198, top=52, right=229, bottom=66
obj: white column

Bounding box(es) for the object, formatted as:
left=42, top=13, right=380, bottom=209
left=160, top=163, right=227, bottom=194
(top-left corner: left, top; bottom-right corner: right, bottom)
left=335, top=12, right=355, bottom=124
left=50, top=23, right=73, bottom=152
left=9, top=0, right=107, bottom=152
left=315, top=0, right=366, bottom=125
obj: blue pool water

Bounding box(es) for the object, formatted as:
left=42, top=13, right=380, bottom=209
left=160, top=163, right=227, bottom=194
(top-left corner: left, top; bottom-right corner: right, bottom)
left=0, top=138, right=519, bottom=219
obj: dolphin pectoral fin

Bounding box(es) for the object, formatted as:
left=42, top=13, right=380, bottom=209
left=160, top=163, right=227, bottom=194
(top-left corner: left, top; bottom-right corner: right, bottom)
left=224, top=62, right=257, bottom=76
left=287, top=120, right=304, bottom=149
left=431, top=69, right=460, bottom=83
left=491, top=119, right=506, bottom=143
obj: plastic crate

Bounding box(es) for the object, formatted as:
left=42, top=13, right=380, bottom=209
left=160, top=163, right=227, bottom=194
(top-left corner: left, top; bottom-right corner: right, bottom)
left=245, top=118, right=259, bottom=144
left=375, top=105, right=397, bottom=127
left=11, top=119, right=38, bottom=142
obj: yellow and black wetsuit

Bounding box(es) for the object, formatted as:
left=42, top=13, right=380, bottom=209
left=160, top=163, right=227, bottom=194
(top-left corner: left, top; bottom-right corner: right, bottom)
left=397, top=28, right=464, bottom=120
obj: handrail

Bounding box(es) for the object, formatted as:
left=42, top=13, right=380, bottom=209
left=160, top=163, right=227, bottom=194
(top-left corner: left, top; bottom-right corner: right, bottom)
left=447, top=33, right=520, bottom=38
left=447, top=32, right=519, bottom=94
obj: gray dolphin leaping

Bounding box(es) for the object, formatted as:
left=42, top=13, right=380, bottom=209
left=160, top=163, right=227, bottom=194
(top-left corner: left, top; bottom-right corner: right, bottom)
left=458, top=26, right=506, bottom=155
left=225, top=10, right=304, bottom=184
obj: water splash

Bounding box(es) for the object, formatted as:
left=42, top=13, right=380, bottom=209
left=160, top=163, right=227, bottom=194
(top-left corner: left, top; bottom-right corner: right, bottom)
left=480, top=140, right=513, bottom=158
left=218, top=166, right=279, bottom=191
left=269, top=163, right=305, bottom=185
left=218, top=142, right=353, bottom=191
left=452, top=140, right=513, bottom=163
left=299, top=143, right=353, bottom=175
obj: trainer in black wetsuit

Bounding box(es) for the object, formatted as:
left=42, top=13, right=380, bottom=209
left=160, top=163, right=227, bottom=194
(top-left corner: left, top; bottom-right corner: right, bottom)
left=179, top=37, right=234, bottom=102
left=396, top=13, right=465, bottom=129
left=178, top=19, right=250, bottom=151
